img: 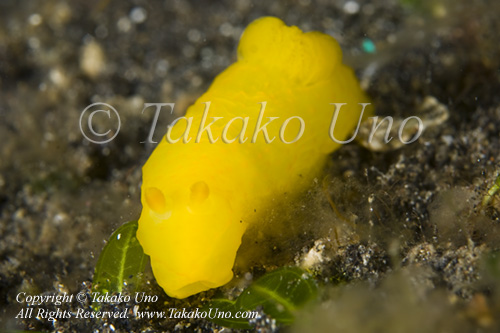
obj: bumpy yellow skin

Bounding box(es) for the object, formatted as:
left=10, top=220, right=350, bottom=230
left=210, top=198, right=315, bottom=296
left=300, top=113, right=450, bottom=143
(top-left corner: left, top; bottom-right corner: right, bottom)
left=137, top=17, right=372, bottom=299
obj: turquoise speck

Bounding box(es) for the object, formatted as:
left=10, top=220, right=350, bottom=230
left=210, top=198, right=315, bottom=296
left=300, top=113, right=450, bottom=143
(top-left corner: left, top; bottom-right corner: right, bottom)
left=362, top=38, right=376, bottom=54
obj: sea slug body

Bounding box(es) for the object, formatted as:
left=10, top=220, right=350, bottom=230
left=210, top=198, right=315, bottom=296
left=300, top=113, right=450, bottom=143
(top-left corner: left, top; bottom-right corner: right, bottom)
left=137, top=16, right=372, bottom=299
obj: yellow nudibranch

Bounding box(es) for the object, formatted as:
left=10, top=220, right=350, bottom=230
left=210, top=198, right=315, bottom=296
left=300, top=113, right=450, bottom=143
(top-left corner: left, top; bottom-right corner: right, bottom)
left=137, top=16, right=372, bottom=299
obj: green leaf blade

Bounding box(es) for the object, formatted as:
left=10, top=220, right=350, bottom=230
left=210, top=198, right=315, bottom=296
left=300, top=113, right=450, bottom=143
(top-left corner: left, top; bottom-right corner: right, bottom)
left=205, top=267, right=318, bottom=329
left=92, top=220, right=147, bottom=297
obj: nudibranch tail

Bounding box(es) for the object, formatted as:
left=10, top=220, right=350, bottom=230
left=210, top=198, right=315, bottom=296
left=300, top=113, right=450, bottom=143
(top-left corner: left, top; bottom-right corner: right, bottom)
left=238, top=17, right=343, bottom=86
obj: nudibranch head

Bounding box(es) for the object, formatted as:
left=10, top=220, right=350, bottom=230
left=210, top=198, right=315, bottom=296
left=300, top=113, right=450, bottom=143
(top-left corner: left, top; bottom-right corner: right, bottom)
left=137, top=144, right=250, bottom=299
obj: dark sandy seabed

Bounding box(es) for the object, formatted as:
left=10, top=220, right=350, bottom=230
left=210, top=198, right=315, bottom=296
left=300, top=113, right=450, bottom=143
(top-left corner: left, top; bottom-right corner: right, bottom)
left=1, top=0, right=500, bottom=332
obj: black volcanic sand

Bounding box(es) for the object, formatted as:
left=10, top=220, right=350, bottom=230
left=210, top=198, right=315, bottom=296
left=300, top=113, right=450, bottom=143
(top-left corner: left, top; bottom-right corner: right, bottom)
left=1, top=0, right=500, bottom=332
